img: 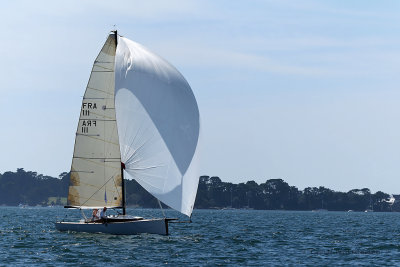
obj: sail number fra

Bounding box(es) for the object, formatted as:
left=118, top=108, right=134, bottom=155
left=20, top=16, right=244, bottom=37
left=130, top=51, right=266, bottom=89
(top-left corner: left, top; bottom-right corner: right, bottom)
left=81, top=102, right=98, bottom=133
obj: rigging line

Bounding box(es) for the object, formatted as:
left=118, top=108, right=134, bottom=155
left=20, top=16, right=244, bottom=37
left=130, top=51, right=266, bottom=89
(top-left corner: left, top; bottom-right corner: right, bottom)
left=70, top=180, right=107, bottom=190
left=79, top=119, right=116, bottom=121
left=93, top=64, right=113, bottom=71
left=82, top=97, right=110, bottom=100
left=92, top=71, right=113, bottom=73
left=86, top=109, right=116, bottom=120
left=87, top=86, right=113, bottom=95
left=77, top=158, right=120, bottom=170
left=158, top=199, right=166, bottom=218
left=79, top=172, right=122, bottom=208
left=77, top=134, right=119, bottom=146
left=80, top=209, right=88, bottom=221
left=128, top=166, right=160, bottom=171
left=66, top=204, right=123, bottom=211
left=73, top=157, right=120, bottom=159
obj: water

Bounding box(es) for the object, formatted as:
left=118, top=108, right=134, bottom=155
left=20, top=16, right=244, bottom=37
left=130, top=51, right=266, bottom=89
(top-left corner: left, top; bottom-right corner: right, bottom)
left=1, top=207, right=400, bottom=266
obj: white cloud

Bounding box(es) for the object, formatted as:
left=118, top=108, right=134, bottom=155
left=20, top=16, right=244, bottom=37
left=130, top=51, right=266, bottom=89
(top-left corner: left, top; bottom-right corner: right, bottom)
left=150, top=36, right=400, bottom=78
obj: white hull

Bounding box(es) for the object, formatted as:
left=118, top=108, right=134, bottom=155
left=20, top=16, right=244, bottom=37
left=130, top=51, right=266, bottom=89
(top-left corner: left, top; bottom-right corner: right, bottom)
left=55, top=218, right=168, bottom=235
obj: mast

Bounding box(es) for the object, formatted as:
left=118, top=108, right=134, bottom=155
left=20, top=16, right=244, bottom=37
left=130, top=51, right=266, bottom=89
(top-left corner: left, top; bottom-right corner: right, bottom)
left=121, top=163, right=126, bottom=215
left=114, top=30, right=126, bottom=215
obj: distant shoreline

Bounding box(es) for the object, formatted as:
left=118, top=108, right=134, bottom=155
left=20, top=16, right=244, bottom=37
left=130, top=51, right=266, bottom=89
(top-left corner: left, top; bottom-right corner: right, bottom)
left=0, top=169, right=398, bottom=212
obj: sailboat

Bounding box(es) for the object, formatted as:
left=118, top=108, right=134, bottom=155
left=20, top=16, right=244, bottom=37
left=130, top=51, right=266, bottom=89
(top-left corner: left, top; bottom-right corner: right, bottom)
left=312, top=199, right=328, bottom=212
left=55, top=31, right=200, bottom=235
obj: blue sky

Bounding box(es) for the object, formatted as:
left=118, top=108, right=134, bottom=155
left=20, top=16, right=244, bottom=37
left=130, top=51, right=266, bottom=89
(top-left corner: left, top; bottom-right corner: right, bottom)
left=1, top=0, right=400, bottom=193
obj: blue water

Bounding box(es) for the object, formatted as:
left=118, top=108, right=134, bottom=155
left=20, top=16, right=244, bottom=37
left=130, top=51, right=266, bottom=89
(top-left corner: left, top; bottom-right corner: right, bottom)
left=1, top=207, right=400, bottom=266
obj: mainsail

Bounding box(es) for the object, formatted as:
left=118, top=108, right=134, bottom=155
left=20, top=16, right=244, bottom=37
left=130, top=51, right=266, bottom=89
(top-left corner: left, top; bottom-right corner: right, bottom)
left=67, top=32, right=200, bottom=217
left=67, top=34, right=123, bottom=208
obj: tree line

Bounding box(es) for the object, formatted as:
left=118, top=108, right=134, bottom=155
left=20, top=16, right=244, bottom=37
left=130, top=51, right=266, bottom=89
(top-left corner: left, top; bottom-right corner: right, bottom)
left=196, top=176, right=395, bottom=212
left=0, top=169, right=397, bottom=212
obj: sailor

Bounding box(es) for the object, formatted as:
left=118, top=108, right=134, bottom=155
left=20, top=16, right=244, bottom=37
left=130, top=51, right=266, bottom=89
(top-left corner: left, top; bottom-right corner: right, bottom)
left=91, top=208, right=99, bottom=221
left=100, top=207, right=107, bottom=223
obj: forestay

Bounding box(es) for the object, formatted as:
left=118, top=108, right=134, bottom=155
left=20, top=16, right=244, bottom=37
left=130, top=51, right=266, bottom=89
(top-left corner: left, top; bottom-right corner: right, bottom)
left=115, top=36, right=200, bottom=216
left=67, top=34, right=123, bottom=208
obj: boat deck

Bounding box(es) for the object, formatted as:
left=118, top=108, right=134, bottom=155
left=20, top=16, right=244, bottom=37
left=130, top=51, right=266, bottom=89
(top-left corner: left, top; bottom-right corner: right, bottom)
left=88, top=215, right=144, bottom=223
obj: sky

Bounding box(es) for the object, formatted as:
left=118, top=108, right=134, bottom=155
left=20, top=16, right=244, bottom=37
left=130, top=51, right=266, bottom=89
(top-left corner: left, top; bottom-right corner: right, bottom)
left=0, top=0, right=400, bottom=193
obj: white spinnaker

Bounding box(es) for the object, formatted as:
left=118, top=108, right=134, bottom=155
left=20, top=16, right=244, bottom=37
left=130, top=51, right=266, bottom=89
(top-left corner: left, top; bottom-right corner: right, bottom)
left=115, top=36, right=200, bottom=216
left=68, top=34, right=123, bottom=208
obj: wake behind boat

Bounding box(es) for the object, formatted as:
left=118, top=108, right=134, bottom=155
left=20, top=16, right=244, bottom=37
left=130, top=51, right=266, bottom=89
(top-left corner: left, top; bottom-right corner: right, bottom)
left=55, top=31, right=200, bottom=235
